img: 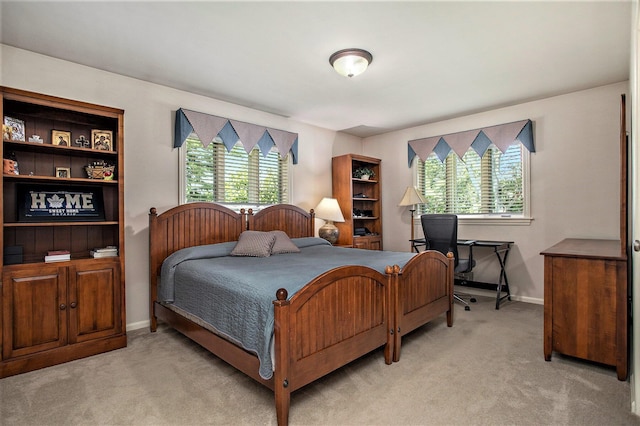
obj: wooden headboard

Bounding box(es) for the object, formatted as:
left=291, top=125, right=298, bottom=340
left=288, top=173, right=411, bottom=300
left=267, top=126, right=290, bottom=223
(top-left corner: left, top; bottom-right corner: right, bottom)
left=149, top=202, right=245, bottom=316
left=248, top=204, right=315, bottom=238
left=149, top=203, right=315, bottom=313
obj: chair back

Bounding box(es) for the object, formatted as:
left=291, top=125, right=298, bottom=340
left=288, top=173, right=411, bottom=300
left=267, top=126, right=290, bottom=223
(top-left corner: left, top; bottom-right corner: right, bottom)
left=420, top=214, right=459, bottom=268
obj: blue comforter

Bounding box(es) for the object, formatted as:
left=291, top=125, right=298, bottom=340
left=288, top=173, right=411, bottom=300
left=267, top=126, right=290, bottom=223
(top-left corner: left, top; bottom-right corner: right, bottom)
left=159, top=237, right=415, bottom=379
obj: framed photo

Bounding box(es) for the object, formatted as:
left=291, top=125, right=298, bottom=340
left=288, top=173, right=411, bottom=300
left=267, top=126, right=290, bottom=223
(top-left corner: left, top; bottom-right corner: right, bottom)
left=52, top=130, right=71, bottom=146
left=55, top=167, right=70, bottom=178
left=17, top=184, right=105, bottom=222
left=91, top=130, right=113, bottom=151
left=4, top=116, right=25, bottom=142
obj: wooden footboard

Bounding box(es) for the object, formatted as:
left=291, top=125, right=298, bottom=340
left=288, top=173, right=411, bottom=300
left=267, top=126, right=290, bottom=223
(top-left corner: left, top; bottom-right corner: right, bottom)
left=393, top=250, right=454, bottom=362
left=272, top=265, right=394, bottom=426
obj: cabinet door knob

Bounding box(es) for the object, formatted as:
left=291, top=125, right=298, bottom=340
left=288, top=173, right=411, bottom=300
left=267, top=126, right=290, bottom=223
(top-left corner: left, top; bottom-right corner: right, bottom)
left=59, top=303, right=66, bottom=310
left=70, top=302, right=77, bottom=308
left=634, top=240, right=640, bottom=252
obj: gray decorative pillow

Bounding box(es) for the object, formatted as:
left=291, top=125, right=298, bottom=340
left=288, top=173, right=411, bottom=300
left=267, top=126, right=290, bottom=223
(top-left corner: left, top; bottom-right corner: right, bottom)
left=230, top=231, right=276, bottom=257
left=270, top=230, right=301, bottom=254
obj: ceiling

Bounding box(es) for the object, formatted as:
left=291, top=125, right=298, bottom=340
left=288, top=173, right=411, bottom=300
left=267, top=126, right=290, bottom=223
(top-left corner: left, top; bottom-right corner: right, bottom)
left=0, top=1, right=632, bottom=138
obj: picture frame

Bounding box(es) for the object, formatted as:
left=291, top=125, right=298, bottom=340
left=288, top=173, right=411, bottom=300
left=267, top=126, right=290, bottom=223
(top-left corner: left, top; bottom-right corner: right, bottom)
left=17, top=184, right=105, bottom=222
left=55, top=167, right=70, bottom=178
left=91, top=130, right=113, bottom=151
left=4, top=116, right=25, bottom=142
left=52, top=130, right=71, bottom=146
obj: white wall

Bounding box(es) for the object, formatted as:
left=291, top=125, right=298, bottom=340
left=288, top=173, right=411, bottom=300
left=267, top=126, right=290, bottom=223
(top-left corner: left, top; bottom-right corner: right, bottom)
left=364, top=81, right=629, bottom=303
left=0, top=45, right=362, bottom=329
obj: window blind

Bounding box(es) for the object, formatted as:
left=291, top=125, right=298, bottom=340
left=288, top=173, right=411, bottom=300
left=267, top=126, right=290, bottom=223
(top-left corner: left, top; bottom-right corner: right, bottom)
left=185, top=135, right=289, bottom=205
left=418, top=144, right=524, bottom=215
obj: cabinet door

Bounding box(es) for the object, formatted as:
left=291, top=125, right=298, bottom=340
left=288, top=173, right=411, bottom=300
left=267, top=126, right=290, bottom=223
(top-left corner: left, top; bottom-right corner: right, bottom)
left=353, top=236, right=382, bottom=251
left=68, top=262, right=121, bottom=344
left=2, top=265, right=67, bottom=359
left=353, top=238, right=370, bottom=250
left=550, top=257, right=618, bottom=365
left=368, top=237, right=382, bottom=251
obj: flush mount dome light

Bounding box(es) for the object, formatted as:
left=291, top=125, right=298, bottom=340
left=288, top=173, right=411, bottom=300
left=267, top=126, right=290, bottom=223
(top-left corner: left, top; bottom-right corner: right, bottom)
left=329, top=48, right=373, bottom=78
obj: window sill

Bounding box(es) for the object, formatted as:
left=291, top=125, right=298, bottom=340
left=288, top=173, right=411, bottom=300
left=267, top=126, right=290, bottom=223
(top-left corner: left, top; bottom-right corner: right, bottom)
left=412, top=216, right=533, bottom=226
left=458, top=216, right=533, bottom=226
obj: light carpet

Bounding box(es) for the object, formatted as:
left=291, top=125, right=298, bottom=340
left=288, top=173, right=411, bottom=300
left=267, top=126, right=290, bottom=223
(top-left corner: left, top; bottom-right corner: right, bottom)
left=1, top=295, right=638, bottom=425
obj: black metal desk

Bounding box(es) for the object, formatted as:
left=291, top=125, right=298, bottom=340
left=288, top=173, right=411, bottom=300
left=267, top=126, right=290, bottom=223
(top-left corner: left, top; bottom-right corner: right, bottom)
left=410, top=238, right=513, bottom=309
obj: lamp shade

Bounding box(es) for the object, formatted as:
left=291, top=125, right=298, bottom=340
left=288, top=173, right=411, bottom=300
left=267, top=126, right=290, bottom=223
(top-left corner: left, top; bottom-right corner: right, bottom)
left=314, top=197, right=345, bottom=223
left=398, top=186, right=426, bottom=207
left=329, top=49, right=373, bottom=78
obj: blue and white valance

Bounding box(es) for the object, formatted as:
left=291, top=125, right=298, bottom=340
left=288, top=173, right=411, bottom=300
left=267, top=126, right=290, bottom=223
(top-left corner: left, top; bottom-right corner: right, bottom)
left=174, top=108, right=299, bottom=164
left=407, top=119, right=534, bottom=166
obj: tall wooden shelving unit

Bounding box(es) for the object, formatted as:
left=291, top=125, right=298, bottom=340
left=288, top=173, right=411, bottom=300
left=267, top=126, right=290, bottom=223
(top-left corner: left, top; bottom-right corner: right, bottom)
left=332, top=154, right=382, bottom=250
left=0, top=87, right=126, bottom=378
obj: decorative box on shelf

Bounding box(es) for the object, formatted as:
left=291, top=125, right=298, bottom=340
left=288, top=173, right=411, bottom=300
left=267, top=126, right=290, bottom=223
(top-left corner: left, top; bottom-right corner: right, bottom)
left=85, top=161, right=115, bottom=180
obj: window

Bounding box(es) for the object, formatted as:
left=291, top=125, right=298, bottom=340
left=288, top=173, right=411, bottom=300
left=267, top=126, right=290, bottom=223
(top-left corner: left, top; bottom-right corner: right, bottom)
left=417, top=144, right=529, bottom=219
left=182, top=134, right=289, bottom=209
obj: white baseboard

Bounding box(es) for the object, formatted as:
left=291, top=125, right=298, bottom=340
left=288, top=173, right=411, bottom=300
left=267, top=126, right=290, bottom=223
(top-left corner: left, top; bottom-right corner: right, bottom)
left=126, top=320, right=150, bottom=332
left=512, top=295, right=544, bottom=305
left=456, top=286, right=543, bottom=305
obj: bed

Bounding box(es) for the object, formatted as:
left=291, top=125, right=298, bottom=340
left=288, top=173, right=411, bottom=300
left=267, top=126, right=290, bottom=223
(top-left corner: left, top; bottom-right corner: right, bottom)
left=149, top=202, right=453, bottom=425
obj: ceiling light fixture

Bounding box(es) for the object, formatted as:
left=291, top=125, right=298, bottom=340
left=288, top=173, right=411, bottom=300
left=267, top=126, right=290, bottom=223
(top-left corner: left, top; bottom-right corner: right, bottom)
left=329, top=48, right=373, bottom=78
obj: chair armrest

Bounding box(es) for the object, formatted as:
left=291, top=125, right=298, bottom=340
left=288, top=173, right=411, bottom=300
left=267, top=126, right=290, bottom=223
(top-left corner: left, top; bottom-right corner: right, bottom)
left=410, top=238, right=428, bottom=252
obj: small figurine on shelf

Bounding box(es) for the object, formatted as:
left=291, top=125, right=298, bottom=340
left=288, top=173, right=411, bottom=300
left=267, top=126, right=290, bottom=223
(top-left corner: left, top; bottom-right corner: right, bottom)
left=74, top=135, right=89, bottom=148
left=2, top=124, right=12, bottom=141
left=3, top=152, right=19, bottom=175
left=103, top=169, right=114, bottom=180
left=3, top=158, right=16, bottom=175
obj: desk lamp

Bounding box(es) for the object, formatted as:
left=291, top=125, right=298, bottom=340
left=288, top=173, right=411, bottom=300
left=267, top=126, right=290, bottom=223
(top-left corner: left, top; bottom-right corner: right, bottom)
left=398, top=186, right=426, bottom=245
left=315, top=197, right=345, bottom=244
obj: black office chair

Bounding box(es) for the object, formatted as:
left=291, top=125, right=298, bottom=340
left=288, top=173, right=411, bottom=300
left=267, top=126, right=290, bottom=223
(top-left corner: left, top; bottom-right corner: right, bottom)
left=420, top=214, right=476, bottom=311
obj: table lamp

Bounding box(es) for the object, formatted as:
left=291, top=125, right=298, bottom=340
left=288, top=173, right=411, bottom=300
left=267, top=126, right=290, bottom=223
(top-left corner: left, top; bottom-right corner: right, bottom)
left=398, top=186, right=426, bottom=243
left=315, top=197, right=345, bottom=244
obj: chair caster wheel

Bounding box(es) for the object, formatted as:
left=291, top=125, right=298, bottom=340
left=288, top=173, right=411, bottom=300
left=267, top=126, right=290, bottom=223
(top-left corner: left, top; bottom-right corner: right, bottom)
left=465, top=306, right=470, bottom=311
left=470, top=297, right=477, bottom=303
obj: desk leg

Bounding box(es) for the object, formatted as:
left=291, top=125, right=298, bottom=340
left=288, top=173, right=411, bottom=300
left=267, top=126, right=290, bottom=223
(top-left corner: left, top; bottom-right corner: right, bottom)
left=494, top=247, right=511, bottom=310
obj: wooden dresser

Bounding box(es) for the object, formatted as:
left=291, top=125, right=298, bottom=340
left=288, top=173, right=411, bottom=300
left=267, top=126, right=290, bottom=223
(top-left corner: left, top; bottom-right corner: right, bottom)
left=541, top=238, right=627, bottom=380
